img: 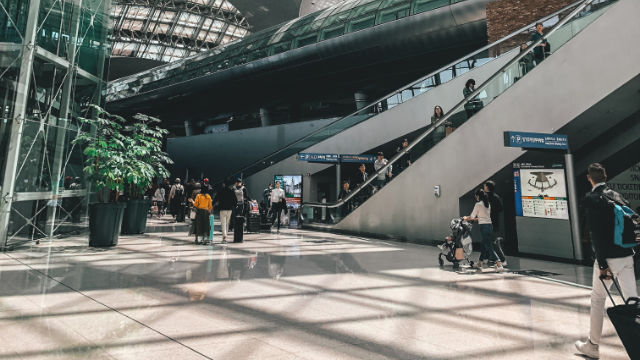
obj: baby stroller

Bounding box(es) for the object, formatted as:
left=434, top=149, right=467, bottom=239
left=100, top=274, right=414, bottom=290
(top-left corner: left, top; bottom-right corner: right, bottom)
left=438, top=217, right=474, bottom=269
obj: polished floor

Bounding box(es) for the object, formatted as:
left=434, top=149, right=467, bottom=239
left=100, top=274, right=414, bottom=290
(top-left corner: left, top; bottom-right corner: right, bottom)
left=1, top=217, right=636, bottom=360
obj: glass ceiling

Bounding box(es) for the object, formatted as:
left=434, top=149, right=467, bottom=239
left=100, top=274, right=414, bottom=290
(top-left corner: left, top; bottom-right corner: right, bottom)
left=107, top=0, right=461, bottom=101
left=110, top=0, right=250, bottom=63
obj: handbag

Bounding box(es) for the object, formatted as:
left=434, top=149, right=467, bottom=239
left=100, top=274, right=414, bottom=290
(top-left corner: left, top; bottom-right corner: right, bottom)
left=189, top=208, right=196, bottom=220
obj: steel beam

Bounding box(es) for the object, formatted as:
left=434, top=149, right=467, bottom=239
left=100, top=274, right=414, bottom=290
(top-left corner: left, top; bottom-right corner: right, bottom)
left=0, top=0, right=42, bottom=249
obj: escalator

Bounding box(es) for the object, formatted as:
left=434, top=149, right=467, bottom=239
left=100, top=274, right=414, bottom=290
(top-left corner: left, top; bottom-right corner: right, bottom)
left=229, top=1, right=589, bottom=196
left=299, top=0, right=640, bottom=243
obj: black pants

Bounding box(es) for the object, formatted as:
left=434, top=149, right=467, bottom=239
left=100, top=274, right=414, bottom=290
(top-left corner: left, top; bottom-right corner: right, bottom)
left=271, top=202, right=282, bottom=230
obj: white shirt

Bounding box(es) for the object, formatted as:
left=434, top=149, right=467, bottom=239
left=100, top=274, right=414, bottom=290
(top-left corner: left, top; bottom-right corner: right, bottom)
left=374, top=158, right=391, bottom=180
left=270, top=188, right=285, bottom=204
left=591, top=182, right=606, bottom=192
left=470, top=201, right=492, bottom=224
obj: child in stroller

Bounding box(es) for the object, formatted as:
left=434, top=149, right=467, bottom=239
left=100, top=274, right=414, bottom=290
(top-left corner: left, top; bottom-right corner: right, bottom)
left=438, top=217, right=474, bottom=269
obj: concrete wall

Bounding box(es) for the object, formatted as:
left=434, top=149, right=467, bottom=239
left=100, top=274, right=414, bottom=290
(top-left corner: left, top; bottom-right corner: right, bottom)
left=167, top=117, right=336, bottom=183
left=336, top=0, right=640, bottom=242
left=244, top=49, right=518, bottom=200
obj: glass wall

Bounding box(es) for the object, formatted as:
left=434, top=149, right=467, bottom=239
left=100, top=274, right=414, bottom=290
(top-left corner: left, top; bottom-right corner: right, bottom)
left=0, top=0, right=111, bottom=248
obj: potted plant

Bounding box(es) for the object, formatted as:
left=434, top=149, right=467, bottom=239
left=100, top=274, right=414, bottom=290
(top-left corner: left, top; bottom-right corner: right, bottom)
left=73, top=105, right=129, bottom=247
left=120, top=113, right=172, bottom=234
left=73, top=106, right=173, bottom=245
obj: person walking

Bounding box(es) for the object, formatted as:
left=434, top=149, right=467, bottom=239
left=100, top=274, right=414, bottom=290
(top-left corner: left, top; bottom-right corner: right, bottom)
left=373, top=152, right=392, bottom=191
left=161, top=178, right=171, bottom=215
left=484, top=180, right=506, bottom=267
left=190, top=186, right=212, bottom=245
left=214, top=180, right=236, bottom=243
left=168, top=178, right=185, bottom=222
left=152, top=185, right=165, bottom=218
left=575, top=163, right=638, bottom=359
left=464, top=189, right=503, bottom=271
left=263, top=183, right=273, bottom=208
left=463, top=79, right=482, bottom=119
left=201, top=178, right=214, bottom=197
left=270, top=181, right=286, bottom=232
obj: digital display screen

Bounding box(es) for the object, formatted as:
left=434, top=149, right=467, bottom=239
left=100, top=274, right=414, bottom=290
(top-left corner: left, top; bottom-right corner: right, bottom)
left=274, top=175, right=302, bottom=207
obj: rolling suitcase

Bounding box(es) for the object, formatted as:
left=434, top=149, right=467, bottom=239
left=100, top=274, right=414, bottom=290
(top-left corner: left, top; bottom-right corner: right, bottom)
left=233, top=215, right=244, bottom=243
left=602, top=276, right=640, bottom=359
left=247, top=213, right=260, bottom=233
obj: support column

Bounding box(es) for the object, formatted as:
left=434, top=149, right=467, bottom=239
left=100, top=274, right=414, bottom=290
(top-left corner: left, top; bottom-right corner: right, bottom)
left=0, top=0, right=42, bottom=248
left=354, top=91, right=367, bottom=111
left=260, top=107, right=271, bottom=127
left=46, top=0, right=83, bottom=238
left=184, top=120, right=193, bottom=136
left=335, top=163, right=341, bottom=202
left=565, top=152, right=583, bottom=261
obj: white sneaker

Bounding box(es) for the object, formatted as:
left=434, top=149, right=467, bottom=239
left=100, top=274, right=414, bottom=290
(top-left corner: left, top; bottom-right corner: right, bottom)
left=575, top=339, right=599, bottom=359
left=501, top=260, right=508, bottom=267
left=495, top=263, right=504, bottom=272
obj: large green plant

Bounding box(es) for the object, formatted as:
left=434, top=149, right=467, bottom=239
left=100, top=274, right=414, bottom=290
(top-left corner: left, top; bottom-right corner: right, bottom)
left=123, top=113, right=173, bottom=198
left=72, top=105, right=173, bottom=202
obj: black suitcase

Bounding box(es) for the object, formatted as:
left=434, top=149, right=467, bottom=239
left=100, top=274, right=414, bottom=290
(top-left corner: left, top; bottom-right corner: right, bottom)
left=602, top=277, right=640, bottom=359
left=247, top=213, right=260, bottom=233
left=233, top=216, right=244, bottom=243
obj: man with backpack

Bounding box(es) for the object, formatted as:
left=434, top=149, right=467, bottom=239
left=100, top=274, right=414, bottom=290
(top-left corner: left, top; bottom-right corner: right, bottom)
left=575, top=163, right=638, bottom=359
left=169, top=178, right=185, bottom=222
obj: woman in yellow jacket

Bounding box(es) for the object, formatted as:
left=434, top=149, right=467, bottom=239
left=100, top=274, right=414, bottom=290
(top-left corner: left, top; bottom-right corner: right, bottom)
left=190, top=186, right=212, bottom=244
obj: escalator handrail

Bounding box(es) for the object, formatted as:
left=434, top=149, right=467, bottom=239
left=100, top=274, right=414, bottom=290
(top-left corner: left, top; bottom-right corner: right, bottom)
left=302, top=0, right=599, bottom=209
left=208, top=0, right=587, bottom=185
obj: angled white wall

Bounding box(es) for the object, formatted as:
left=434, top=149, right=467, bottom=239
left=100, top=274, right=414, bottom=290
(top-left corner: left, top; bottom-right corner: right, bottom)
left=336, top=0, right=640, bottom=241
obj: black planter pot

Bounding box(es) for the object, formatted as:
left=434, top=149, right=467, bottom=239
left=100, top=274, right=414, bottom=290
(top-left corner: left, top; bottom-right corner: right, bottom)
left=121, top=199, right=151, bottom=235
left=89, top=203, right=126, bottom=247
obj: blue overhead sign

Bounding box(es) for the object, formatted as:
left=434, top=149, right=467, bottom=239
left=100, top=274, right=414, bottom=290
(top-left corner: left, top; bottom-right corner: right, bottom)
left=298, top=153, right=339, bottom=163
left=340, top=154, right=376, bottom=163
left=504, top=131, right=569, bottom=150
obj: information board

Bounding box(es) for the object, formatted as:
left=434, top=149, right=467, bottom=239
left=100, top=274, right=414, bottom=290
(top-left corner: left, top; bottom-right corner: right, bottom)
left=504, top=131, right=568, bottom=150
left=298, top=153, right=339, bottom=163
left=513, top=163, right=569, bottom=220
left=340, top=154, right=376, bottom=163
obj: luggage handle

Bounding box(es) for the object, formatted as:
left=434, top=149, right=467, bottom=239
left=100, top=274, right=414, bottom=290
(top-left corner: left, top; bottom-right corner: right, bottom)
left=599, top=274, right=625, bottom=306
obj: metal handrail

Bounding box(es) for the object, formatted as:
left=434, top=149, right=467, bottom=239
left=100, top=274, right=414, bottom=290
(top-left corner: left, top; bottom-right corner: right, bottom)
left=197, top=0, right=586, bottom=187
left=302, top=0, right=599, bottom=210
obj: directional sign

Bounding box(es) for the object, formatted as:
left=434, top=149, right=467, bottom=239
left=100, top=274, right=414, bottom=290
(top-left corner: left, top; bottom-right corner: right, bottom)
left=340, top=154, right=376, bottom=163
left=298, top=153, right=339, bottom=163
left=504, top=131, right=568, bottom=150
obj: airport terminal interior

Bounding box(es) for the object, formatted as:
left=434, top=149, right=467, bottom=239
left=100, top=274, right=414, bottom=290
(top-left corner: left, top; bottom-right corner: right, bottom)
left=0, top=0, right=639, bottom=359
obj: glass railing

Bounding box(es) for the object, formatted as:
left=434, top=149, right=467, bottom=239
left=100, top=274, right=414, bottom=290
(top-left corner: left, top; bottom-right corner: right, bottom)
left=203, top=0, right=589, bottom=186
left=301, top=0, right=616, bottom=224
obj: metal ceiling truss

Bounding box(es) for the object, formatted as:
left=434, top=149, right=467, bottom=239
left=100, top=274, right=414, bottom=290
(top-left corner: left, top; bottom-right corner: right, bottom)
left=110, top=0, right=250, bottom=62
